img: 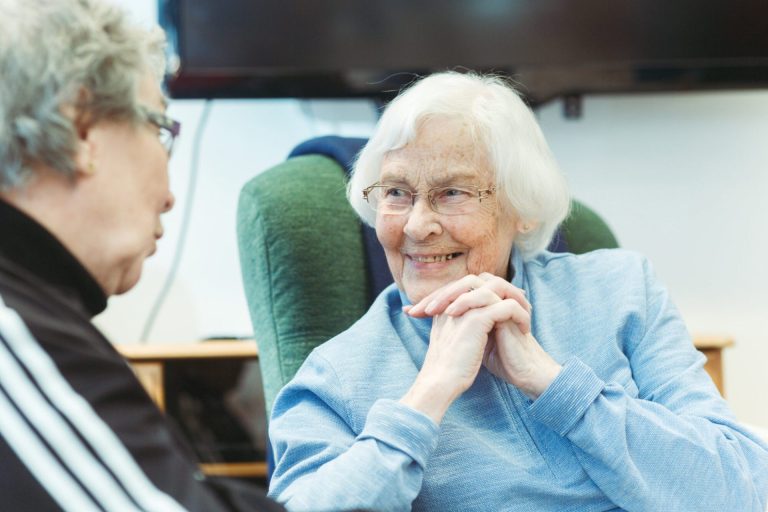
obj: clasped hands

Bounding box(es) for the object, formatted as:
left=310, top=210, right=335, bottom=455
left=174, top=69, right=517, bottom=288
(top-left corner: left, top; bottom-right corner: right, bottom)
left=400, top=273, right=562, bottom=423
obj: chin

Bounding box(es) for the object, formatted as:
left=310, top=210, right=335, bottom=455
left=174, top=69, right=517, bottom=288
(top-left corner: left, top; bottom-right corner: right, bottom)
left=113, top=267, right=144, bottom=296
left=400, top=269, right=468, bottom=304
left=401, top=281, right=445, bottom=305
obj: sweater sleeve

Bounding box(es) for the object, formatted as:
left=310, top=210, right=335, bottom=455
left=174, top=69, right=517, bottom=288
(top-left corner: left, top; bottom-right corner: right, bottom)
left=528, top=258, right=768, bottom=512
left=267, top=351, right=440, bottom=512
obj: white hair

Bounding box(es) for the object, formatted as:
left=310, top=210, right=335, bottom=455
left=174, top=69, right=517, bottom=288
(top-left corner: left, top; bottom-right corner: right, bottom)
left=0, top=0, right=166, bottom=190
left=347, top=71, right=570, bottom=259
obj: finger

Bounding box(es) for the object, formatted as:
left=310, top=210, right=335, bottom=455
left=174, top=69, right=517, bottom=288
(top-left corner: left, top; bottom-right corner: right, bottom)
left=407, top=275, right=483, bottom=317
left=439, top=276, right=530, bottom=317
left=498, top=299, right=532, bottom=334
left=423, top=277, right=484, bottom=316
left=444, top=287, right=501, bottom=316
left=482, top=330, right=497, bottom=367
left=405, top=301, right=431, bottom=318
left=477, top=273, right=531, bottom=314
left=421, top=274, right=480, bottom=308
left=464, top=298, right=531, bottom=335
left=406, top=273, right=531, bottom=317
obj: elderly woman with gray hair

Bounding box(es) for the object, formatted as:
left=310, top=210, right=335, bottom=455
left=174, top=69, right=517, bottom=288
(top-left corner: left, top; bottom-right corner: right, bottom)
left=0, top=1, right=283, bottom=510
left=267, top=72, right=768, bottom=511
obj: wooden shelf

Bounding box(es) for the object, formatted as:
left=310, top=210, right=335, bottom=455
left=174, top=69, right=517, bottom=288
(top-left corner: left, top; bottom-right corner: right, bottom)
left=693, top=336, right=734, bottom=350
left=116, top=340, right=258, bottom=361
left=199, top=462, right=267, bottom=479
left=693, top=336, right=733, bottom=396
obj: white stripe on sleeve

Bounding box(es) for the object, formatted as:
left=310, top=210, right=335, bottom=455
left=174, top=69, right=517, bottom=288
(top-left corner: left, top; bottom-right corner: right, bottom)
left=0, top=331, right=143, bottom=511
left=0, top=295, right=188, bottom=512
left=0, top=386, right=102, bottom=512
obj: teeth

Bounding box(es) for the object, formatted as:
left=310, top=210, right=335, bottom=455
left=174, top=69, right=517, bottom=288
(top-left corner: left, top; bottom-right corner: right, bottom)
left=413, top=253, right=457, bottom=263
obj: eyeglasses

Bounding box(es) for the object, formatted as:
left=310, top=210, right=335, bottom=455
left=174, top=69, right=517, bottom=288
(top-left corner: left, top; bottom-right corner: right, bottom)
left=362, top=182, right=496, bottom=216
left=139, top=106, right=181, bottom=156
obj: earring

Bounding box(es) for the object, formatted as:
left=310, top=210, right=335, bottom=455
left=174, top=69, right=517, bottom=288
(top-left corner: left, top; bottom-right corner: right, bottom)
left=85, top=161, right=95, bottom=174
left=521, top=223, right=531, bottom=233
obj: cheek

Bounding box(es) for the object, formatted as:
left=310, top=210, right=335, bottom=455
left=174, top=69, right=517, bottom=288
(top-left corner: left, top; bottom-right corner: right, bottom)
left=466, top=237, right=498, bottom=273
left=463, top=215, right=512, bottom=275
left=376, top=218, right=406, bottom=278
left=143, top=166, right=170, bottom=213
left=375, top=216, right=403, bottom=250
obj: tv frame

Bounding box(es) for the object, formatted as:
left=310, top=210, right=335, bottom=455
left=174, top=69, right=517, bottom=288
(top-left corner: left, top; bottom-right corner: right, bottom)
left=159, top=0, right=768, bottom=106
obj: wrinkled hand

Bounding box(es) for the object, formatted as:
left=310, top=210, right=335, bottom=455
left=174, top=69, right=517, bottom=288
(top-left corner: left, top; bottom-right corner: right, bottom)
left=483, top=321, right=561, bottom=400
left=406, top=272, right=531, bottom=329
left=406, top=273, right=561, bottom=401
left=400, top=282, right=526, bottom=423
left=420, top=289, right=528, bottom=395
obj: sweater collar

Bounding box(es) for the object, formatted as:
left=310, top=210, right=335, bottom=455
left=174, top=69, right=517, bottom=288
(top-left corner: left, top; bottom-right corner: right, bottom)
left=0, top=198, right=107, bottom=316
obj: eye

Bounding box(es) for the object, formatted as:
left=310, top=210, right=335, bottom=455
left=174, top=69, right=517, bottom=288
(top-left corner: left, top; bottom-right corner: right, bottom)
left=383, top=186, right=410, bottom=199
left=435, top=187, right=473, bottom=203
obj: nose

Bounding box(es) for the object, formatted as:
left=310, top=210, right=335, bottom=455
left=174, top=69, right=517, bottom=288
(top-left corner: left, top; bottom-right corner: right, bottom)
left=403, top=196, right=442, bottom=240
left=162, top=191, right=175, bottom=213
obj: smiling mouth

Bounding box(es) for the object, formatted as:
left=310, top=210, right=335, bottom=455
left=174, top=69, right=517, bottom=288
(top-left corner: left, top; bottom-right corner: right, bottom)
left=409, top=252, right=463, bottom=263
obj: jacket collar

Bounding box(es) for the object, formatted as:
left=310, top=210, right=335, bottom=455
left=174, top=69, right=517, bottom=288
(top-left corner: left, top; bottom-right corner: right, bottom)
left=0, top=198, right=107, bottom=316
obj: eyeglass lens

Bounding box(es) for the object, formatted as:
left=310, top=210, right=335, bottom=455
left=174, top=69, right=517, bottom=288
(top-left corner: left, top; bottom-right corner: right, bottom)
left=366, top=185, right=488, bottom=215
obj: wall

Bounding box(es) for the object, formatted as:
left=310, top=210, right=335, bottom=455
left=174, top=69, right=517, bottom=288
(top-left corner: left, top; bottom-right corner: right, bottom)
left=99, top=0, right=768, bottom=427
left=537, top=91, right=768, bottom=428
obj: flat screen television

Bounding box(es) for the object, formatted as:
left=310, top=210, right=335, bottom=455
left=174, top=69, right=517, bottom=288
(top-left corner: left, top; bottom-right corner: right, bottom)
left=159, top=0, right=768, bottom=105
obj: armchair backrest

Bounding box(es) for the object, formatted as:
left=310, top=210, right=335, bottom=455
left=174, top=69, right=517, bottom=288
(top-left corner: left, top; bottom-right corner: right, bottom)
left=237, top=154, right=369, bottom=418
left=237, top=141, right=618, bottom=418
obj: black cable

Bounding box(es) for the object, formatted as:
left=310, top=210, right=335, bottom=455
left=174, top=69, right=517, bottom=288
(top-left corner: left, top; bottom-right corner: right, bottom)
left=140, top=99, right=213, bottom=342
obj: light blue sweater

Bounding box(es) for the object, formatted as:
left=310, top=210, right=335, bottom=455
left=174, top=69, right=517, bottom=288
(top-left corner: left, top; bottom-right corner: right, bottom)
left=268, top=249, right=768, bottom=511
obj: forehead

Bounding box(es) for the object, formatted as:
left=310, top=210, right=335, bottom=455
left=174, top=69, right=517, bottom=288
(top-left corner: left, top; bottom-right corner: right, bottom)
left=380, top=117, right=493, bottom=184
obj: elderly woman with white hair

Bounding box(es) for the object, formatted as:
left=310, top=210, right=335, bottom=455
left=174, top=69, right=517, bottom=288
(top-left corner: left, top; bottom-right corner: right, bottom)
left=267, top=72, right=768, bottom=511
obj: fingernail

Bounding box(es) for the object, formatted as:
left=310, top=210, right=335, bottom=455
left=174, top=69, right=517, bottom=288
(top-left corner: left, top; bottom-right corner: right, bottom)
left=425, top=300, right=438, bottom=315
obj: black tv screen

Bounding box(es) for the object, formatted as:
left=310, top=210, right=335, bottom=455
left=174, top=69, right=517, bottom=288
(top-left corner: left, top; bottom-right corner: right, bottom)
left=159, top=0, right=768, bottom=104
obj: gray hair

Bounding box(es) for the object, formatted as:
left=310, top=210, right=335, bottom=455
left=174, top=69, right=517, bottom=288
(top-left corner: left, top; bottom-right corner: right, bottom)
left=347, top=71, right=570, bottom=259
left=0, top=0, right=166, bottom=189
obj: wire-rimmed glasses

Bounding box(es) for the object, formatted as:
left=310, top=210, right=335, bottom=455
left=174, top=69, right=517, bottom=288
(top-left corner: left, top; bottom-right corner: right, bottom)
left=362, top=182, right=495, bottom=215
left=139, top=106, right=181, bottom=156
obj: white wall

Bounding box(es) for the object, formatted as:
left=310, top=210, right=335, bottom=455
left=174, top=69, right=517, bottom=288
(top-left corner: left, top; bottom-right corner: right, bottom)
left=99, top=1, right=768, bottom=427
left=538, top=90, right=768, bottom=428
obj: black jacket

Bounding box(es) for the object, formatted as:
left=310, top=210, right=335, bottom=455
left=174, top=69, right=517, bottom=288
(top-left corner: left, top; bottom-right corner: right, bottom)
left=0, top=199, right=283, bottom=512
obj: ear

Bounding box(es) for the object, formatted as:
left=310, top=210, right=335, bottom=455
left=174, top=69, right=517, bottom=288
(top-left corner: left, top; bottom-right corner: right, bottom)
left=73, top=137, right=95, bottom=178
left=66, top=88, right=96, bottom=178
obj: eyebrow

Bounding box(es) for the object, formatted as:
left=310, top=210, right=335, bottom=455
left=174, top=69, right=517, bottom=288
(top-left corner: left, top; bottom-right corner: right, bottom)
left=379, top=169, right=482, bottom=187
